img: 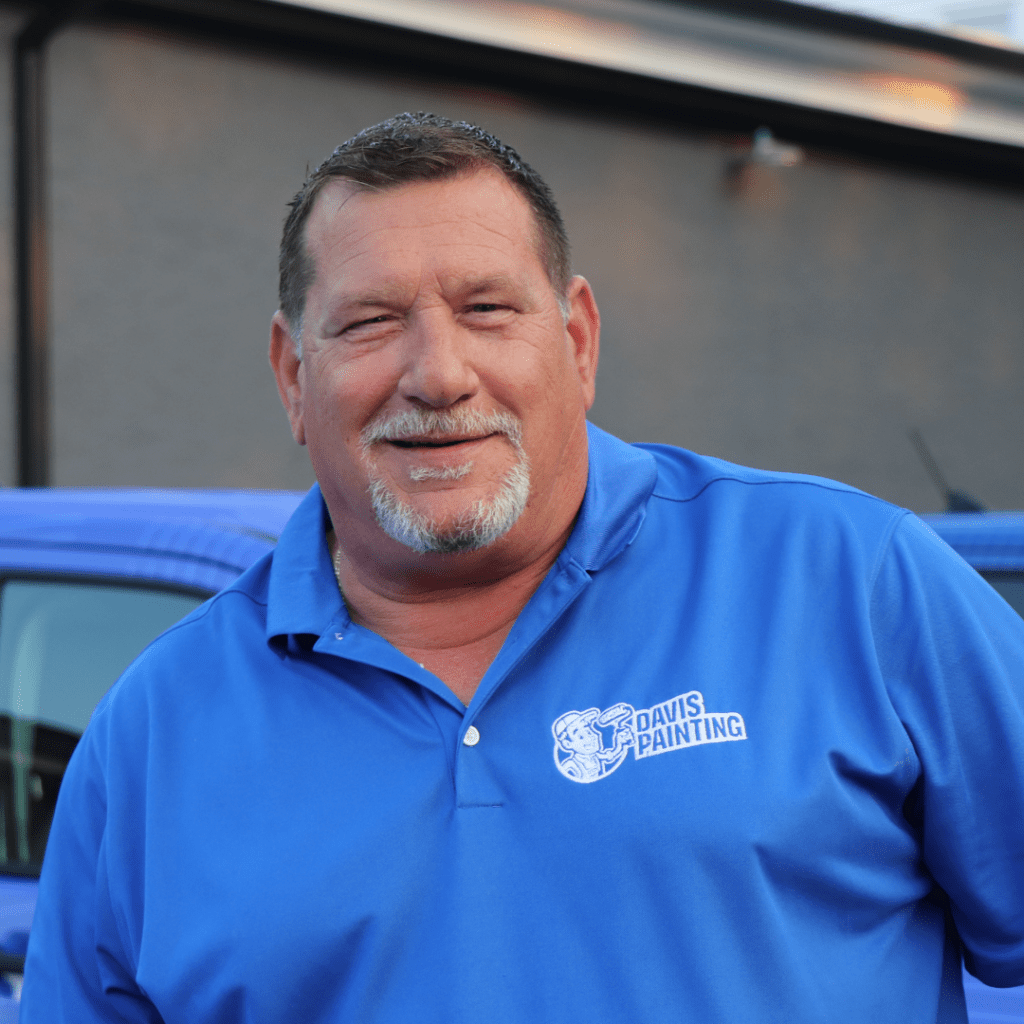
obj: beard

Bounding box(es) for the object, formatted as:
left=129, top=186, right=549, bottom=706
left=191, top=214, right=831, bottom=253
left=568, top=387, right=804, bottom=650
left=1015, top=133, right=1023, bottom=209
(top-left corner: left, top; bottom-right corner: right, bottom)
left=360, top=408, right=531, bottom=555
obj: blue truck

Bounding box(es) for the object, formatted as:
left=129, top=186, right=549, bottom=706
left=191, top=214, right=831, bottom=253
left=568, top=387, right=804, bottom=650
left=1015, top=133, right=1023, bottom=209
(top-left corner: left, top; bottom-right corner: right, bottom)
left=0, top=488, right=304, bottom=1020
left=0, top=490, right=1021, bottom=1022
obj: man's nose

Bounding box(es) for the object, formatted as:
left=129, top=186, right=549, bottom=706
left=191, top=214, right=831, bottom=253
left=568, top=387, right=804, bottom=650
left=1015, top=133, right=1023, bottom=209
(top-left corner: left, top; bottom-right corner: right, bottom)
left=398, top=310, right=479, bottom=408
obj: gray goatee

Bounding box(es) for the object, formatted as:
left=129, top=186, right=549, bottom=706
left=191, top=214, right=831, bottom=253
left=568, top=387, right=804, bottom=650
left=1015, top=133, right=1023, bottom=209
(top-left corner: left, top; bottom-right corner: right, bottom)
left=360, top=408, right=530, bottom=554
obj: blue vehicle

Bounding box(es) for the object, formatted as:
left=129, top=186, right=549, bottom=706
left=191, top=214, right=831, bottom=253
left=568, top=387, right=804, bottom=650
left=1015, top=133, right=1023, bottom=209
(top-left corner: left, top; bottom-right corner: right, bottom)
left=0, top=487, right=303, bottom=1020
left=924, top=512, right=1024, bottom=621
left=0, top=492, right=1021, bottom=1021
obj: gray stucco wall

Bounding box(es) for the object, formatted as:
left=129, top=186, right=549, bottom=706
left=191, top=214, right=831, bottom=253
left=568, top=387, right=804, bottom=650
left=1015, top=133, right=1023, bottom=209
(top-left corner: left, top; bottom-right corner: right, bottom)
left=20, top=19, right=1024, bottom=509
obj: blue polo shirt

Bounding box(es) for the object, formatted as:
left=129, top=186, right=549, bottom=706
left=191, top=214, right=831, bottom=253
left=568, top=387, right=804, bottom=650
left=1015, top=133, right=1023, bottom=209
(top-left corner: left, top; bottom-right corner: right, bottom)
left=22, top=425, right=1024, bottom=1023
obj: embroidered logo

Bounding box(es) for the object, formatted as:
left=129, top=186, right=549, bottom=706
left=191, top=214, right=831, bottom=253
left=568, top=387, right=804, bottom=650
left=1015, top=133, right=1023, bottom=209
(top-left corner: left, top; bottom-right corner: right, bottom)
left=552, top=690, right=747, bottom=783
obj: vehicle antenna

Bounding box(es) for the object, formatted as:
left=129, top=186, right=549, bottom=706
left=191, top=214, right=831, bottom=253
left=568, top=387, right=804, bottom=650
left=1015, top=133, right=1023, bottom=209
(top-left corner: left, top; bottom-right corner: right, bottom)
left=908, top=429, right=986, bottom=513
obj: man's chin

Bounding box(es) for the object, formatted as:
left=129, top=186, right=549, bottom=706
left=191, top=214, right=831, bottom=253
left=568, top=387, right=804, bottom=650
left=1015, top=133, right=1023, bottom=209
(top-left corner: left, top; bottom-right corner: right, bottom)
left=404, top=525, right=500, bottom=556
left=368, top=460, right=530, bottom=555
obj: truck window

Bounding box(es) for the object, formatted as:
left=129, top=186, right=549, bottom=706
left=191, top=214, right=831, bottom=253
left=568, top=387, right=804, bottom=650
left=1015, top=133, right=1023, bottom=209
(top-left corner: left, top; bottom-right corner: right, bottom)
left=980, top=571, right=1024, bottom=621
left=0, top=579, right=204, bottom=873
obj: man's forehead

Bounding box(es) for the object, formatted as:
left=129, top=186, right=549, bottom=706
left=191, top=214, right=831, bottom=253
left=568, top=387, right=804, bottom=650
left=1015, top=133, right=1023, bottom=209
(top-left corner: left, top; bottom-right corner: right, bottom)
left=303, top=168, right=543, bottom=269
left=312, top=167, right=524, bottom=223
left=309, top=176, right=373, bottom=223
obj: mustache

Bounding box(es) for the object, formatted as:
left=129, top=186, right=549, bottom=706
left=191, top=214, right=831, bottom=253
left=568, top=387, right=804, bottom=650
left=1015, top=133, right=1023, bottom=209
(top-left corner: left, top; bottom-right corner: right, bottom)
left=360, top=408, right=523, bottom=451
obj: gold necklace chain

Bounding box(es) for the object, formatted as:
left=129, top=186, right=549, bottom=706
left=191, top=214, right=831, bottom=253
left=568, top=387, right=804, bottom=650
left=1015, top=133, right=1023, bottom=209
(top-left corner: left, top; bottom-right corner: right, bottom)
left=328, top=531, right=344, bottom=594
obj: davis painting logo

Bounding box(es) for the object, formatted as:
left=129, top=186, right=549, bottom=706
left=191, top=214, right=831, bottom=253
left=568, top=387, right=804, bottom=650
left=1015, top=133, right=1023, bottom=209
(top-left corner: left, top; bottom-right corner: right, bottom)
left=552, top=690, right=747, bottom=783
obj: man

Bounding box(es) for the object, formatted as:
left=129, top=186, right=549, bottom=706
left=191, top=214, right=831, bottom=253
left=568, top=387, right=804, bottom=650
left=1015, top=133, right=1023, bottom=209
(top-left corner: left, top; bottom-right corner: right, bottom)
left=22, top=113, right=1024, bottom=1023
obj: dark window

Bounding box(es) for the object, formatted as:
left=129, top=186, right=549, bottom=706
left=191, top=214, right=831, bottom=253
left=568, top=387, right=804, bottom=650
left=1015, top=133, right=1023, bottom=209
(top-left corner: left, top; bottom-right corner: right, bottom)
left=980, top=571, right=1024, bottom=621
left=0, top=580, right=204, bottom=873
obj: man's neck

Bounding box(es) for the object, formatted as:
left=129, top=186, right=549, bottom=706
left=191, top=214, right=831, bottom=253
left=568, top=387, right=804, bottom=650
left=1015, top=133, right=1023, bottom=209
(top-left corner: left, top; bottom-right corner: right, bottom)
left=329, top=524, right=573, bottom=706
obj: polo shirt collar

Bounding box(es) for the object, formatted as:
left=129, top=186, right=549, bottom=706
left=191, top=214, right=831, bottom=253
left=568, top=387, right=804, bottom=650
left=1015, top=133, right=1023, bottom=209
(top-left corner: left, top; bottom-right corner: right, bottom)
left=265, top=422, right=658, bottom=640
left=265, top=483, right=343, bottom=640
left=565, top=422, right=658, bottom=572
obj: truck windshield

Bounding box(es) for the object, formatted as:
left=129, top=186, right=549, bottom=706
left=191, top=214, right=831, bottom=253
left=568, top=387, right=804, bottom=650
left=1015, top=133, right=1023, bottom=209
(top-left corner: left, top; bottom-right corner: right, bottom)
left=0, top=579, right=204, bottom=874
left=981, top=572, right=1024, bottom=621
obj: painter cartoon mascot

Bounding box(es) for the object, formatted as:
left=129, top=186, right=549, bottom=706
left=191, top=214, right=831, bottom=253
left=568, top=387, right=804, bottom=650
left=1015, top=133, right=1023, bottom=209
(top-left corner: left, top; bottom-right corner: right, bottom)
left=552, top=703, right=636, bottom=783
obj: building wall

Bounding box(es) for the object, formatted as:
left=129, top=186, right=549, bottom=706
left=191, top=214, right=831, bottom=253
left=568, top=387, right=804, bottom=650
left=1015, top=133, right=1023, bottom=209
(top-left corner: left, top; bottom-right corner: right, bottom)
left=15, top=18, right=1024, bottom=509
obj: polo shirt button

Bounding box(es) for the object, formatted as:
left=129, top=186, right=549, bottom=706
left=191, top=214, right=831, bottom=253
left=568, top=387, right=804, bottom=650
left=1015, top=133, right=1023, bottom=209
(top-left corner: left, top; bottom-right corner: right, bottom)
left=463, top=725, right=480, bottom=747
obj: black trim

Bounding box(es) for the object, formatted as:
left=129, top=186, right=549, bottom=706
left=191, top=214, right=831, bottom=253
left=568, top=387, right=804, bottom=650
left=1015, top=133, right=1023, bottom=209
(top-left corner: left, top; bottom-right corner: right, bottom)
left=13, top=1, right=102, bottom=488
left=0, top=951, right=26, bottom=971
left=13, top=6, right=55, bottom=489
left=0, top=861, right=40, bottom=880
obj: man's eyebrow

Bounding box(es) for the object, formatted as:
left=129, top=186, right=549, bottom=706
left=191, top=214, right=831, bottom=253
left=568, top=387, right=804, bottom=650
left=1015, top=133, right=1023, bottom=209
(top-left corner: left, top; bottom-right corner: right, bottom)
left=452, top=273, right=523, bottom=296
left=325, top=275, right=528, bottom=317
left=327, top=283, right=413, bottom=311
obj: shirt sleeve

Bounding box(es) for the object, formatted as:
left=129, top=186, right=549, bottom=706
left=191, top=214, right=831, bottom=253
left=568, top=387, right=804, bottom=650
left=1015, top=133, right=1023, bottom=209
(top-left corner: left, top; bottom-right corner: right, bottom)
left=871, top=513, right=1024, bottom=987
left=20, top=700, right=164, bottom=1023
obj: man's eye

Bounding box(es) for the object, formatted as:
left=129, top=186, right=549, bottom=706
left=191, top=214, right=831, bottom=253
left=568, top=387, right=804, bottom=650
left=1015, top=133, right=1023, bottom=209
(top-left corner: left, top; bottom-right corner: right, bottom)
left=344, top=315, right=391, bottom=333
left=469, top=303, right=502, bottom=314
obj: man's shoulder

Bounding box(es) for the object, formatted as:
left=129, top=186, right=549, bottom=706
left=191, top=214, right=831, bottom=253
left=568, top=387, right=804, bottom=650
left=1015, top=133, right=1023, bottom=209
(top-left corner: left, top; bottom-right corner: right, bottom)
left=155, top=549, right=275, bottom=644
left=637, top=442, right=903, bottom=522
left=624, top=442, right=913, bottom=574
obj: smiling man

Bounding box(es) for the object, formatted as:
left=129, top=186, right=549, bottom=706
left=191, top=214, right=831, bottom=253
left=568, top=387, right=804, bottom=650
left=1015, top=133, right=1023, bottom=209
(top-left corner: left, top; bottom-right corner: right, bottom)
left=266, top=152, right=598, bottom=705
left=22, top=114, right=1024, bottom=1024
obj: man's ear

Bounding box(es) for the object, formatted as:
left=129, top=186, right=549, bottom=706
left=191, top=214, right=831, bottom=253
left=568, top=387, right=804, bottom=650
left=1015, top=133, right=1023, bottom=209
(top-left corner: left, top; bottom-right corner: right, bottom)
left=564, top=276, right=600, bottom=411
left=269, top=311, right=307, bottom=446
